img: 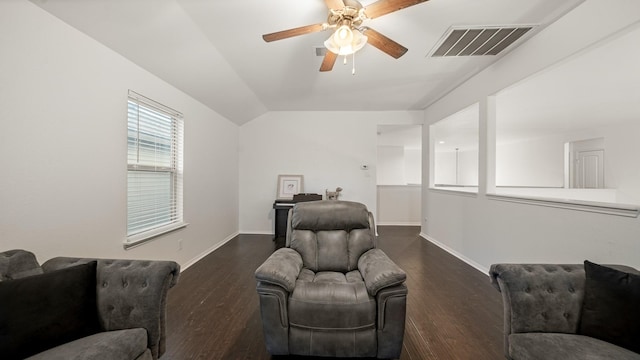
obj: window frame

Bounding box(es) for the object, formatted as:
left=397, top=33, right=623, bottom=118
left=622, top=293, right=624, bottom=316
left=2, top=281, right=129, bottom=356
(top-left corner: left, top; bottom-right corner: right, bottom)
left=125, top=90, right=186, bottom=248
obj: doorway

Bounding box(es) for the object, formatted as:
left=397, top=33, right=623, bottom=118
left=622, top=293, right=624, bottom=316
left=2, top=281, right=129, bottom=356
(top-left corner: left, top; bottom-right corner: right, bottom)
left=568, top=137, right=605, bottom=189
left=376, top=125, right=422, bottom=225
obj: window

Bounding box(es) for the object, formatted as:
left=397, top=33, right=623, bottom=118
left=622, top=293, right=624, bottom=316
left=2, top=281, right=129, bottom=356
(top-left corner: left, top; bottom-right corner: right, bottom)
left=430, top=103, right=479, bottom=193
left=126, top=90, right=184, bottom=246
left=493, top=25, right=640, bottom=209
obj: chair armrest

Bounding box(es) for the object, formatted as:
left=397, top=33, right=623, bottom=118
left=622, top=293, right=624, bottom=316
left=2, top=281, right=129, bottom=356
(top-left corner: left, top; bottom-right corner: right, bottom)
left=255, top=248, right=302, bottom=292
left=42, top=257, right=180, bottom=360
left=358, top=248, right=406, bottom=296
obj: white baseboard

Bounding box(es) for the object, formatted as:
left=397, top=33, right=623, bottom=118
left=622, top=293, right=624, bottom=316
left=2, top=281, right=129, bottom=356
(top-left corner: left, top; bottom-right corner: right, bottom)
left=239, top=230, right=273, bottom=235
left=419, top=232, right=490, bottom=275
left=377, top=222, right=421, bottom=226
left=181, top=231, right=239, bottom=271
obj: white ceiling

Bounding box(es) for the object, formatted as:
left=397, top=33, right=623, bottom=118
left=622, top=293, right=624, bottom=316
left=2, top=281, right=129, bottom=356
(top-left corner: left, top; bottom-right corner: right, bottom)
left=30, top=0, right=584, bottom=125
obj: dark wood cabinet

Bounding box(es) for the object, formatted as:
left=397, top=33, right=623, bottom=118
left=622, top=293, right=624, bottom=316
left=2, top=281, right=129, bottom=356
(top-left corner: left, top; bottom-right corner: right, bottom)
left=273, top=201, right=295, bottom=239
left=273, top=194, right=322, bottom=240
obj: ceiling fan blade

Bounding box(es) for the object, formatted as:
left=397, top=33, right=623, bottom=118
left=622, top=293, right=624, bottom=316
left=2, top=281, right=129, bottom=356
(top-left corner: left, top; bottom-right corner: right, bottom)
left=262, top=23, right=325, bottom=42
left=362, top=27, right=408, bottom=58
left=365, top=0, right=428, bottom=19
left=324, top=0, right=345, bottom=9
left=320, top=51, right=338, bottom=72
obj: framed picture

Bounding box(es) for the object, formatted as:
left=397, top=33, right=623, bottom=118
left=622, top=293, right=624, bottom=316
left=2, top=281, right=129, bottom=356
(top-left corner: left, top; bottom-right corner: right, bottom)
left=277, top=174, right=304, bottom=200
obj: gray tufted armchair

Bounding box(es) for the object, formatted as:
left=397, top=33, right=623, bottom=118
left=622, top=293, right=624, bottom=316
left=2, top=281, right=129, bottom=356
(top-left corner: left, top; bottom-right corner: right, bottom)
left=0, top=249, right=179, bottom=360
left=490, top=263, right=640, bottom=360
left=255, top=200, right=408, bottom=358
left=41, top=256, right=180, bottom=359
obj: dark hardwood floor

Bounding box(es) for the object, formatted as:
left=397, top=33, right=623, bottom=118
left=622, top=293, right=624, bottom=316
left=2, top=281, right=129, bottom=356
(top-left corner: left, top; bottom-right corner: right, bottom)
left=163, top=226, right=504, bottom=360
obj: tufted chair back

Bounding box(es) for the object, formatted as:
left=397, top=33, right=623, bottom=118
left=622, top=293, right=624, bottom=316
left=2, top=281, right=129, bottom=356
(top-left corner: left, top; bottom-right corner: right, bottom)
left=286, top=200, right=376, bottom=273
left=490, top=263, right=640, bottom=358
left=0, top=249, right=43, bottom=281
left=42, top=257, right=180, bottom=359
left=490, top=264, right=586, bottom=335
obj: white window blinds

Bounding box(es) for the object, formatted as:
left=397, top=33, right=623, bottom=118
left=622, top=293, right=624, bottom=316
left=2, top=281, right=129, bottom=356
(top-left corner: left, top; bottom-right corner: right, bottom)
left=127, top=90, right=184, bottom=244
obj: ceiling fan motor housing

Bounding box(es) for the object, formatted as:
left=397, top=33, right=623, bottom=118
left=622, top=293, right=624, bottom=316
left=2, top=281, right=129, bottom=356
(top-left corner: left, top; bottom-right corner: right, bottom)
left=262, top=0, right=428, bottom=71
left=327, top=0, right=366, bottom=28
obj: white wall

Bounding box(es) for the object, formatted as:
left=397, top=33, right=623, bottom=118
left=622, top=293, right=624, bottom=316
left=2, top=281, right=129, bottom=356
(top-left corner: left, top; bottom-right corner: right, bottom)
left=377, top=146, right=406, bottom=185
left=434, top=149, right=478, bottom=186
left=568, top=120, right=640, bottom=204
left=377, top=185, right=421, bottom=226
left=0, top=1, right=239, bottom=266
left=424, top=190, right=640, bottom=271
left=239, top=111, right=421, bottom=233
left=598, top=121, right=640, bottom=204
left=494, top=119, right=640, bottom=205
left=496, top=136, right=565, bottom=187
left=404, top=148, right=422, bottom=185
left=377, top=147, right=422, bottom=185
left=422, top=1, right=640, bottom=271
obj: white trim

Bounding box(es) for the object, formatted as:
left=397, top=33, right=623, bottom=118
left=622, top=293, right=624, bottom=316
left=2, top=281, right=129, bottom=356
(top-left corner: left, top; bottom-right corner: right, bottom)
left=181, top=231, right=239, bottom=271
left=128, top=90, right=182, bottom=118
left=378, top=222, right=421, bottom=226
left=428, top=187, right=479, bottom=197
left=240, top=230, right=274, bottom=235
left=487, top=193, right=639, bottom=218
left=420, top=232, right=489, bottom=275
left=124, top=222, right=188, bottom=250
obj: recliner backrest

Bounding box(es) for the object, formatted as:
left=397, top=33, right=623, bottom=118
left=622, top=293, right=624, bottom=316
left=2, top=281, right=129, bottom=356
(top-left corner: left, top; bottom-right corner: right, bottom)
left=286, top=201, right=376, bottom=272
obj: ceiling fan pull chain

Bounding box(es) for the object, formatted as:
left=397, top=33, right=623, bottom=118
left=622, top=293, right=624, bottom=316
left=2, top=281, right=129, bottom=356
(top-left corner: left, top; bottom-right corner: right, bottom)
left=352, top=52, right=356, bottom=75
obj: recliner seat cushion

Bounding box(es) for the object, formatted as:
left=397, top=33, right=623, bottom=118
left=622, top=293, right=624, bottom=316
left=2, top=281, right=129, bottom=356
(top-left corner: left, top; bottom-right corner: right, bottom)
left=509, top=333, right=640, bottom=360
left=289, top=269, right=375, bottom=329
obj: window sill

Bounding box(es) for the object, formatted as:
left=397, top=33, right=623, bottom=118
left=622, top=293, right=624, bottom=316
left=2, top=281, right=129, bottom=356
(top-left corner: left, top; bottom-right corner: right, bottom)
left=124, top=222, right=188, bottom=250
left=486, top=194, right=639, bottom=218
left=377, top=184, right=422, bottom=187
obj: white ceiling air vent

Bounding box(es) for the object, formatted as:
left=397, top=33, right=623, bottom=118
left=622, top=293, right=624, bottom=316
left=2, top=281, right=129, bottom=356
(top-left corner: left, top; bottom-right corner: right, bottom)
left=430, top=26, right=535, bottom=57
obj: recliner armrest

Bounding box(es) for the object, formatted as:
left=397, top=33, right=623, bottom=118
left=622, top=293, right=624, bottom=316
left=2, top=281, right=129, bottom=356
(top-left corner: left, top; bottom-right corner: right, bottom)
left=255, top=248, right=303, bottom=292
left=358, top=248, right=406, bottom=296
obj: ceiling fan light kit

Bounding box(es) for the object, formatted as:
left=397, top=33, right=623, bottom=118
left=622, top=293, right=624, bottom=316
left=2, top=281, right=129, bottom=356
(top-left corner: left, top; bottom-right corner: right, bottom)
left=262, top=0, right=428, bottom=72
left=324, top=25, right=368, bottom=56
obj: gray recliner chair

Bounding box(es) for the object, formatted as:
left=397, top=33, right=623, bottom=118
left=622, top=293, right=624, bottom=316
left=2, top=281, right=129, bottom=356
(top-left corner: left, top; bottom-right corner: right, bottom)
left=255, top=200, right=408, bottom=358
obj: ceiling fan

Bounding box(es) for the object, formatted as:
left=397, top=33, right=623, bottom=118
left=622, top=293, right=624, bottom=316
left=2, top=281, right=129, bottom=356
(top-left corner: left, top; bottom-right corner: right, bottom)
left=262, top=0, right=428, bottom=72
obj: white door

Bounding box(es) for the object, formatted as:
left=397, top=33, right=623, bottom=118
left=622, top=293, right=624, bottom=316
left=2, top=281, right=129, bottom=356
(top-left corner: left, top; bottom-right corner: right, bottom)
left=575, top=150, right=604, bottom=188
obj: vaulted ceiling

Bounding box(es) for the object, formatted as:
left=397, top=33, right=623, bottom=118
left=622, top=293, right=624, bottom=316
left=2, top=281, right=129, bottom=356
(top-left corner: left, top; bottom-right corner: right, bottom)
left=31, top=0, right=584, bottom=125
